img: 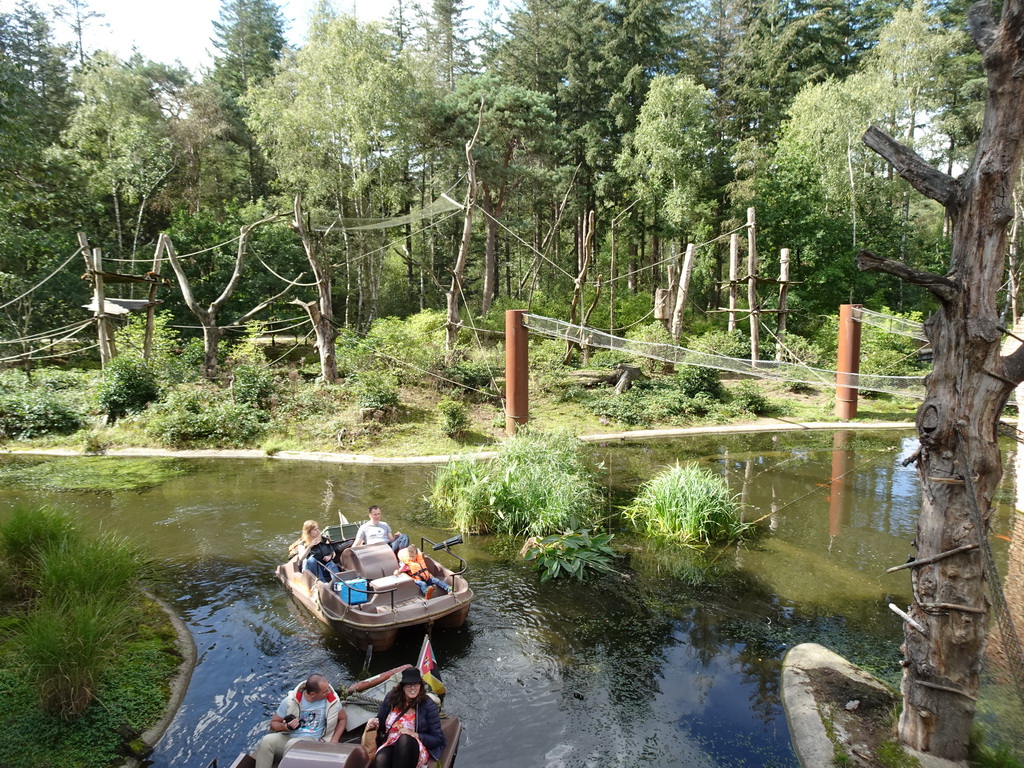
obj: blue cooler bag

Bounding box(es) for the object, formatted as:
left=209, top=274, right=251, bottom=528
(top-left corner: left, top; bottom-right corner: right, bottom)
left=336, top=578, right=368, bottom=605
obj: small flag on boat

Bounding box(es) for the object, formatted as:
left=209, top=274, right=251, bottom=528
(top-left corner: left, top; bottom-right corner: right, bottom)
left=417, top=634, right=446, bottom=695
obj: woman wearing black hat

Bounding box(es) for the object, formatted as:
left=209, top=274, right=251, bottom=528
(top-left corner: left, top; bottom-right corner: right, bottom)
left=366, top=667, right=446, bottom=768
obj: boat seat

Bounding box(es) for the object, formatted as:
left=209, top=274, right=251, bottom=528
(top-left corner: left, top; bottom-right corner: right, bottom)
left=341, top=544, right=399, bottom=580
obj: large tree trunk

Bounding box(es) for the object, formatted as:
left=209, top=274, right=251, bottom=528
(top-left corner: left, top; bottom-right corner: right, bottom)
left=858, top=2, right=1024, bottom=759
left=291, top=193, right=338, bottom=384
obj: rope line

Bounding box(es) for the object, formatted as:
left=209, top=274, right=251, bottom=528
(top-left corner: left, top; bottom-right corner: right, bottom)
left=0, top=246, right=84, bottom=310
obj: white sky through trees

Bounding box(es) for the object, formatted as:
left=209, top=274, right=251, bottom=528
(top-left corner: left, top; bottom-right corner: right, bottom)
left=0, top=0, right=484, bottom=74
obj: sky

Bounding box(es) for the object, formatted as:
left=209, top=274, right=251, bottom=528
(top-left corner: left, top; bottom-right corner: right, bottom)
left=0, top=0, right=477, bottom=75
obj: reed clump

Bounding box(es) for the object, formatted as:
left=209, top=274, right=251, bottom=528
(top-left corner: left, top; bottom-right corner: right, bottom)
left=429, top=428, right=601, bottom=536
left=0, top=504, right=153, bottom=717
left=625, top=463, right=750, bottom=546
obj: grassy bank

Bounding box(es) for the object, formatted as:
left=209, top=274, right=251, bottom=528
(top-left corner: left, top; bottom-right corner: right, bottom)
left=0, top=506, right=184, bottom=768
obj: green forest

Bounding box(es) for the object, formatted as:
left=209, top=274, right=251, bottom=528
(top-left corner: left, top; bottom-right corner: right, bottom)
left=3, top=0, right=991, bottom=347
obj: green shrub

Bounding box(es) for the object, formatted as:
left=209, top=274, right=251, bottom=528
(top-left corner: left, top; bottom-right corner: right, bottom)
left=351, top=375, right=401, bottom=410
left=359, top=311, right=446, bottom=373
left=95, top=355, right=159, bottom=420
left=145, top=386, right=266, bottom=447
left=113, top=312, right=202, bottom=385
left=625, top=322, right=675, bottom=374
left=438, top=360, right=497, bottom=400
left=689, top=329, right=750, bottom=359
left=0, top=388, right=84, bottom=439
left=437, top=398, right=470, bottom=438
left=730, top=380, right=772, bottom=415
left=522, top=529, right=616, bottom=582
left=430, top=428, right=601, bottom=536
left=675, top=364, right=725, bottom=400
left=625, top=463, right=749, bottom=546
left=232, top=364, right=274, bottom=409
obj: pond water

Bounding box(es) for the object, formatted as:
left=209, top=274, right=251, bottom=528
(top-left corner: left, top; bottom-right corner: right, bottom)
left=0, top=429, right=1020, bottom=767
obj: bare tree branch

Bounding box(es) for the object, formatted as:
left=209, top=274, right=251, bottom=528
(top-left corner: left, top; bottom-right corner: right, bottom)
left=862, top=126, right=958, bottom=207
left=856, top=250, right=957, bottom=302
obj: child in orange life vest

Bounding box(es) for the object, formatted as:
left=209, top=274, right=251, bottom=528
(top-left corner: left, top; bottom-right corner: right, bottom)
left=395, top=546, right=452, bottom=599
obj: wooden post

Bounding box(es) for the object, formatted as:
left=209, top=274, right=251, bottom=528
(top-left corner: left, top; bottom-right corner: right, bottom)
left=747, top=208, right=759, bottom=364
left=146, top=236, right=166, bottom=361
left=728, top=233, right=739, bottom=332
left=776, top=247, right=791, bottom=362
left=835, top=303, right=862, bottom=420
left=505, top=309, right=528, bottom=435
left=670, top=243, right=695, bottom=341
left=87, top=245, right=115, bottom=367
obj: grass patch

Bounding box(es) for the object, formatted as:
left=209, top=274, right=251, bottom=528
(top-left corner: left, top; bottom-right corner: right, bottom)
left=429, top=428, right=602, bottom=536
left=624, top=463, right=750, bottom=545
left=0, top=457, right=190, bottom=492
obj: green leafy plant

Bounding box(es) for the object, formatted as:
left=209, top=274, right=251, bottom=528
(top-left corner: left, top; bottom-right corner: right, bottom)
left=95, top=354, right=159, bottom=420
left=730, top=380, right=772, bottom=415
left=522, top=529, right=617, bottom=582
left=0, top=388, right=83, bottom=439
left=351, top=374, right=401, bottom=410
left=625, top=463, right=750, bottom=546
left=145, top=385, right=266, bottom=447
left=437, top=398, right=469, bottom=438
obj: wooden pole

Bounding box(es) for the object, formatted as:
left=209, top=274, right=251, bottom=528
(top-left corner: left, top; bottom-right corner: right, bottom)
left=835, top=303, right=862, bottom=420
left=747, top=208, right=759, bottom=365
left=505, top=309, right=528, bottom=435
left=776, top=247, right=791, bottom=362
left=728, top=233, right=739, bottom=333
left=90, top=247, right=114, bottom=366
left=145, top=236, right=166, bottom=361
left=670, top=243, right=695, bottom=341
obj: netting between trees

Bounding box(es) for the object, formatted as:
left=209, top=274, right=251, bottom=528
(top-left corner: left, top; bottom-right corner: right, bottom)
left=523, top=314, right=927, bottom=398
left=858, top=307, right=927, bottom=341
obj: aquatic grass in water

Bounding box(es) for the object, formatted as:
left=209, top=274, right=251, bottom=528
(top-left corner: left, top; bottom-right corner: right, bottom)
left=0, top=456, right=189, bottom=492
left=430, top=428, right=602, bottom=536
left=0, top=504, right=81, bottom=578
left=625, top=463, right=749, bottom=545
left=522, top=529, right=617, bottom=582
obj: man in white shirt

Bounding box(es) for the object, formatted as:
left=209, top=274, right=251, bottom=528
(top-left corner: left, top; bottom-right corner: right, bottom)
left=353, top=505, right=410, bottom=554
left=254, top=674, right=347, bottom=768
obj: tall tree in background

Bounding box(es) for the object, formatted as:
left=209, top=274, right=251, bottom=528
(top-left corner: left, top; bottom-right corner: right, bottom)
left=0, top=3, right=83, bottom=343
left=55, top=53, right=184, bottom=259
left=210, top=0, right=287, bottom=200
left=427, top=0, right=474, bottom=90
left=52, top=0, right=104, bottom=65
left=858, top=0, right=1024, bottom=758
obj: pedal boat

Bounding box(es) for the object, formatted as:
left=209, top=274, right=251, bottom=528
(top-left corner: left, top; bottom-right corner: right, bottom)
left=275, top=535, right=473, bottom=652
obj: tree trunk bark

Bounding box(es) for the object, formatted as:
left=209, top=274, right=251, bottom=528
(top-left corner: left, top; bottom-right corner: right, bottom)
left=291, top=193, right=338, bottom=384
left=859, top=3, right=1024, bottom=758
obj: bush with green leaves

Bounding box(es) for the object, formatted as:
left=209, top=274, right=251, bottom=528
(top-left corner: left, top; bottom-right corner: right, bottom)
left=625, top=321, right=675, bottom=374
left=113, top=311, right=202, bottom=385
left=144, top=385, right=266, bottom=447
left=729, top=380, right=772, bottom=415
left=675, top=364, right=725, bottom=400
left=430, top=428, right=601, bottom=536
left=95, top=355, right=160, bottom=420
left=357, top=311, right=446, bottom=373
left=350, top=374, right=401, bottom=410
left=0, top=387, right=84, bottom=439
left=625, top=463, right=749, bottom=546
left=437, top=398, right=469, bottom=438
left=587, top=374, right=726, bottom=426
left=437, top=360, right=497, bottom=400
left=522, top=529, right=616, bottom=582
left=688, top=329, right=750, bottom=359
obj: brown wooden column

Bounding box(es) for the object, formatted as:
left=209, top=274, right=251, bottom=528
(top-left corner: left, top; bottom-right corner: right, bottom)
left=505, top=310, right=529, bottom=435
left=835, top=303, right=862, bottom=420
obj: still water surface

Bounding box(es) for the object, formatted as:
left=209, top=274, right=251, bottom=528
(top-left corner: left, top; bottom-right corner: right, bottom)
left=0, top=429, right=1018, bottom=767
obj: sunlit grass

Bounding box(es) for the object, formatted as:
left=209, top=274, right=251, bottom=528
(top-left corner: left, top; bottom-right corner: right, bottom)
left=625, top=463, right=750, bottom=546
left=430, top=428, right=602, bottom=536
